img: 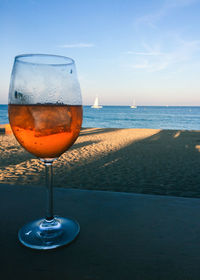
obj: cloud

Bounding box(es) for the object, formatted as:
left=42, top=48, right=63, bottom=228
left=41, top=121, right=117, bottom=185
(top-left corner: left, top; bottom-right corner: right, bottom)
left=127, top=39, right=200, bottom=72
left=165, top=0, right=198, bottom=9
left=126, top=51, right=164, bottom=56
left=131, top=61, right=151, bottom=69
left=58, top=43, right=95, bottom=48
left=130, top=59, right=168, bottom=72
left=132, top=0, right=200, bottom=72
left=135, top=0, right=198, bottom=28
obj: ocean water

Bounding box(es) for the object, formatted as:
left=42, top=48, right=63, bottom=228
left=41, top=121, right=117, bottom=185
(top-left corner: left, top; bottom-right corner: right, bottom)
left=0, top=105, right=9, bottom=124
left=82, top=106, right=200, bottom=130
left=1, top=105, right=200, bottom=130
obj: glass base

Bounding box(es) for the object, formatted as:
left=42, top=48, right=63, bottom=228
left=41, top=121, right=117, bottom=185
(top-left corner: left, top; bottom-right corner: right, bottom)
left=18, top=217, right=80, bottom=250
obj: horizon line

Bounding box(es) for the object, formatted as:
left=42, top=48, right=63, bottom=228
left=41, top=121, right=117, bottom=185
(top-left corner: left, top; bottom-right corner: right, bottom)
left=1, top=104, right=200, bottom=107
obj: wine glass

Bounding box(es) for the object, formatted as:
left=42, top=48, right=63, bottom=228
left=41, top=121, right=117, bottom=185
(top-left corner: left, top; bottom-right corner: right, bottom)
left=8, top=54, right=83, bottom=250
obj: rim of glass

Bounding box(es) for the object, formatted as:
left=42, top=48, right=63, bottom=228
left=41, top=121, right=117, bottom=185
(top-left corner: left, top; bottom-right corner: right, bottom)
left=15, top=54, right=75, bottom=66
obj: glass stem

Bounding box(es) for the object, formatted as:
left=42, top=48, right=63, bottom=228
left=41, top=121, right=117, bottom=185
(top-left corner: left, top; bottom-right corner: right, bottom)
left=45, top=162, right=54, bottom=221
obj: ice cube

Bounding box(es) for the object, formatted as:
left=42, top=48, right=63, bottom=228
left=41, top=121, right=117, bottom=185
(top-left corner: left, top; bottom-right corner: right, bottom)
left=30, top=106, right=72, bottom=137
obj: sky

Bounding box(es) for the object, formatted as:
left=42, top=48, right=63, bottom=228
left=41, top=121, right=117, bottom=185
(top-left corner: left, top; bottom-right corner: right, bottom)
left=1, top=0, right=200, bottom=106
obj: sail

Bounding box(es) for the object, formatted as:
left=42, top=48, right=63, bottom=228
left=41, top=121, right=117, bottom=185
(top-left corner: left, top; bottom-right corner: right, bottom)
left=91, top=96, right=102, bottom=109
left=94, top=97, right=99, bottom=107
left=130, top=98, right=137, bottom=109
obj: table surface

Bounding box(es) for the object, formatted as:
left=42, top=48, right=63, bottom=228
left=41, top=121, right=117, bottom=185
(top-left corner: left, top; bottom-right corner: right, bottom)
left=1, top=183, right=200, bottom=280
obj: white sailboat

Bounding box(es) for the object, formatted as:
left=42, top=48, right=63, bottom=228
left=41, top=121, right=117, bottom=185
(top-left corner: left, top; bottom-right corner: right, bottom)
left=91, top=96, right=102, bottom=109
left=130, top=98, right=137, bottom=109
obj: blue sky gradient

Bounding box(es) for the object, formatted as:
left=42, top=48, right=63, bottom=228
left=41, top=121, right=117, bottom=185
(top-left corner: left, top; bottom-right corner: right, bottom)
left=1, top=0, right=200, bottom=105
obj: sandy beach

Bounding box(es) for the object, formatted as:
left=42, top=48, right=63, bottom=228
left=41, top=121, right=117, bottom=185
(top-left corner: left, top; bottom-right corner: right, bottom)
left=0, top=127, right=200, bottom=198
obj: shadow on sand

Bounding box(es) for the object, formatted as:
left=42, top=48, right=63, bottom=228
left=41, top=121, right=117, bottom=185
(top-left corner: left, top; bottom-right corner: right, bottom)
left=54, top=129, right=200, bottom=198
left=80, top=127, right=121, bottom=136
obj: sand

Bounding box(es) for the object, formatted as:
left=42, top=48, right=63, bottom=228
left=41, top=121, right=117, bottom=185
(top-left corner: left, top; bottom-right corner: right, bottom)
left=0, top=127, right=200, bottom=198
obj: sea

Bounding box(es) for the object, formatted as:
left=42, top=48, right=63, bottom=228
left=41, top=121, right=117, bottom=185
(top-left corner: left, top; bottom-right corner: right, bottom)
left=1, top=105, right=200, bottom=130
left=82, top=106, right=200, bottom=130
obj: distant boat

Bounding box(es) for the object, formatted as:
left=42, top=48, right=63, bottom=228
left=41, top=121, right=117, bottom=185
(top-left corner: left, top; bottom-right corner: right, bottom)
left=91, top=97, right=102, bottom=109
left=130, top=99, right=137, bottom=109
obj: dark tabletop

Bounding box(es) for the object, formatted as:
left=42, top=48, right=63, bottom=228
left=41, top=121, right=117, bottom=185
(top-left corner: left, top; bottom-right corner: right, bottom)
left=1, top=183, right=200, bottom=280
